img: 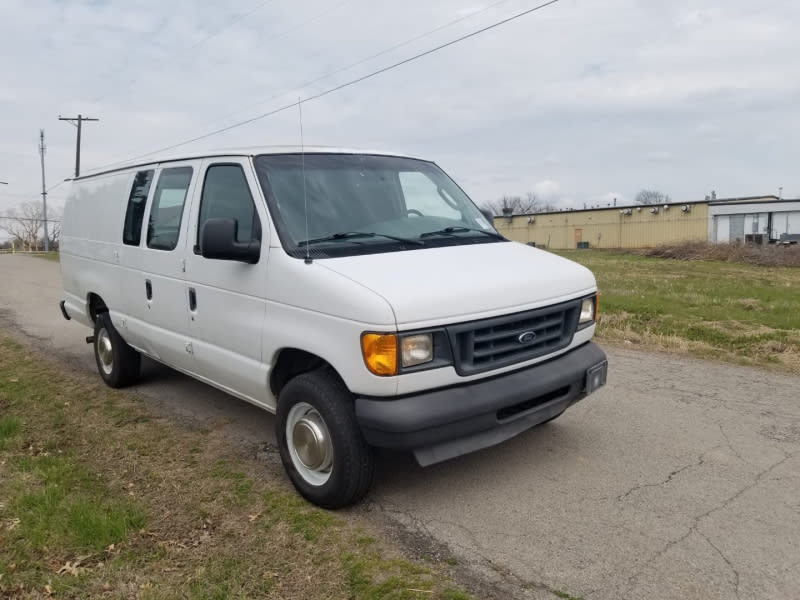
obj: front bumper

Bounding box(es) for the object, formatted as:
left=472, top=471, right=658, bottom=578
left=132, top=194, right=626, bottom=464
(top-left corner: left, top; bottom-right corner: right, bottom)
left=355, top=342, right=607, bottom=465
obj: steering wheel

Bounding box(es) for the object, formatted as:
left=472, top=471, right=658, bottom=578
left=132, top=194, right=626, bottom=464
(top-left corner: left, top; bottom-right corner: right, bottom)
left=407, top=209, right=424, bottom=217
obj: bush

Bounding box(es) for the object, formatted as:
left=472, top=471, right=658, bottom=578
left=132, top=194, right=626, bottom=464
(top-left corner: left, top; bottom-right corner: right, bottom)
left=637, top=241, right=800, bottom=267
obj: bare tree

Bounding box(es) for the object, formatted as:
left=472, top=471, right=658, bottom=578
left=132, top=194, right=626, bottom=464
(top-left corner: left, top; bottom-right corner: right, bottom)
left=634, top=189, right=672, bottom=205
left=538, top=201, right=558, bottom=213
left=483, top=193, right=540, bottom=216
left=47, top=207, right=62, bottom=249
left=0, top=202, right=46, bottom=250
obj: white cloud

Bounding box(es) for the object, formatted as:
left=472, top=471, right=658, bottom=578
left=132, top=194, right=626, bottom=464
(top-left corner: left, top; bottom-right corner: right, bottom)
left=1, top=0, right=799, bottom=233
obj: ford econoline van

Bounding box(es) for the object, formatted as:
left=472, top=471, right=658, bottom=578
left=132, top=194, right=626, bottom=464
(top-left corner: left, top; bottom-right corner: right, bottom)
left=59, top=147, right=607, bottom=508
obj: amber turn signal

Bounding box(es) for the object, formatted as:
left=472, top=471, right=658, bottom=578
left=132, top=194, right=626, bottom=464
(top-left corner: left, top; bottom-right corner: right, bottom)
left=361, top=333, right=398, bottom=376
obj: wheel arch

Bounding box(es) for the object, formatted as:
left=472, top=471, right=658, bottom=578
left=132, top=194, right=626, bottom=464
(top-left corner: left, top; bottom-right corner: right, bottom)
left=87, top=292, right=108, bottom=323
left=270, top=348, right=346, bottom=399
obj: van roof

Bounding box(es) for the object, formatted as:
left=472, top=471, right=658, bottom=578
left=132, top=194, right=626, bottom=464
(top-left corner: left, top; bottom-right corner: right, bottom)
left=77, top=146, right=422, bottom=180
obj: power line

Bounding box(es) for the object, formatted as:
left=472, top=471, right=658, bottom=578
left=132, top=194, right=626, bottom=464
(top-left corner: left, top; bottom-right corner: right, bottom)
left=1, top=180, right=70, bottom=206
left=59, top=114, right=100, bottom=177
left=106, top=0, right=517, bottom=165
left=90, top=0, right=563, bottom=171
left=0, top=191, right=48, bottom=198
left=206, top=0, right=519, bottom=128
left=0, top=216, right=62, bottom=223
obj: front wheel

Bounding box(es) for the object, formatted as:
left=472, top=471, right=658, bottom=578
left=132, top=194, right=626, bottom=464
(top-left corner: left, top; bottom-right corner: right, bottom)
left=276, top=368, right=374, bottom=509
left=93, top=312, right=141, bottom=388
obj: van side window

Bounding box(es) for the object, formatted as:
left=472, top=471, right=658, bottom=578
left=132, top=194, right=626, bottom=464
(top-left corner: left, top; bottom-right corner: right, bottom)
left=147, top=166, right=193, bottom=251
left=122, top=170, right=154, bottom=246
left=197, top=164, right=261, bottom=247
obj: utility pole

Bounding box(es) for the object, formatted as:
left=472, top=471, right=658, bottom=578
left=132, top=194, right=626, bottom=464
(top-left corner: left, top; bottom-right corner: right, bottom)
left=58, top=113, right=99, bottom=177
left=39, top=129, right=49, bottom=252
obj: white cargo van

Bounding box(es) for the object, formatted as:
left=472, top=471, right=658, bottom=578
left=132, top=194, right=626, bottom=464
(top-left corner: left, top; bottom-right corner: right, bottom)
left=60, top=147, right=607, bottom=508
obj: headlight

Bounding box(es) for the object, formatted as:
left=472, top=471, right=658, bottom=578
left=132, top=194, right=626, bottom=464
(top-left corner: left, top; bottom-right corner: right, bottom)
left=361, top=333, right=398, bottom=376
left=579, top=296, right=596, bottom=325
left=401, top=334, right=433, bottom=367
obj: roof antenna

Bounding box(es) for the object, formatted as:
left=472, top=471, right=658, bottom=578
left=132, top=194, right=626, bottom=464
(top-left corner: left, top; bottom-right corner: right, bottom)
left=299, top=96, right=311, bottom=264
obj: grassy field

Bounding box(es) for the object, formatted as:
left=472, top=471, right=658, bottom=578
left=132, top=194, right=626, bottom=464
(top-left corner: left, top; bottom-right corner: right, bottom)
left=0, top=336, right=472, bottom=600
left=557, top=250, right=800, bottom=371
left=0, top=251, right=59, bottom=261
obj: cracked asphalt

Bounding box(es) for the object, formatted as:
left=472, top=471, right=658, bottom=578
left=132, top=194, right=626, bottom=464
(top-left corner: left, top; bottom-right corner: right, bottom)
left=2, top=254, right=799, bottom=599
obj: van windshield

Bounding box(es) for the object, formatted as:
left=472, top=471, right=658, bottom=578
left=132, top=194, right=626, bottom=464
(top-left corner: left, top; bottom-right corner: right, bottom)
left=253, top=154, right=505, bottom=258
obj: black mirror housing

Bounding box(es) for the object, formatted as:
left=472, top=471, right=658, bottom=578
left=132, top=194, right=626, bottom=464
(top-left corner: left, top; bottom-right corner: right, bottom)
left=200, top=218, right=260, bottom=263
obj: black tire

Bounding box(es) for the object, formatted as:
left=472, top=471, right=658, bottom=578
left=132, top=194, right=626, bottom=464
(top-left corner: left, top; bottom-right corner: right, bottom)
left=93, top=312, right=141, bottom=388
left=276, top=368, right=374, bottom=509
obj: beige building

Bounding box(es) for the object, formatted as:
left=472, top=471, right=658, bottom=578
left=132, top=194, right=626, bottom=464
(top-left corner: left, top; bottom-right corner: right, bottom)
left=493, top=196, right=799, bottom=249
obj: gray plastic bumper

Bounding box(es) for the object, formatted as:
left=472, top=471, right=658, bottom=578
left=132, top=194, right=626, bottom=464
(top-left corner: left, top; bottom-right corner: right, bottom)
left=355, top=342, right=607, bottom=465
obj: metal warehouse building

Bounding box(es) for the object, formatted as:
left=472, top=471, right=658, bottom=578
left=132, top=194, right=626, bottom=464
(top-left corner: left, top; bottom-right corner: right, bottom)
left=494, top=195, right=800, bottom=249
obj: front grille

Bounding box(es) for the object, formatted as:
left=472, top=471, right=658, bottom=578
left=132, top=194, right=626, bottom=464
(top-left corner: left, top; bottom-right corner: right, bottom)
left=447, top=299, right=581, bottom=375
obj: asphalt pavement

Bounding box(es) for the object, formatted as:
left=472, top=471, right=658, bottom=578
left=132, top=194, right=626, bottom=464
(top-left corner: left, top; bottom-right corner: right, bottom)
left=1, top=254, right=798, bottom=600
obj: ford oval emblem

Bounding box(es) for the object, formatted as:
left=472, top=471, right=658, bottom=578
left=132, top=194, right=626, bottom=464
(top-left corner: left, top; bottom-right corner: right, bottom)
left=518, top=331, right=537, bottom=344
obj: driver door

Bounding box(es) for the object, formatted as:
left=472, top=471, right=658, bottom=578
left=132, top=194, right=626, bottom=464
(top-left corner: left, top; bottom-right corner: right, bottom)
left=183, top=158, right=270, bottom=405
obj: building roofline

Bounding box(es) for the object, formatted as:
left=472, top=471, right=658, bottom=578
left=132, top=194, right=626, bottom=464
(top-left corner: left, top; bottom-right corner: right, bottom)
left=504, top=200, right=705, bottom=218
left=708, top=195, right=780, bottom=204
left=502, top=195, right=788, bottom=218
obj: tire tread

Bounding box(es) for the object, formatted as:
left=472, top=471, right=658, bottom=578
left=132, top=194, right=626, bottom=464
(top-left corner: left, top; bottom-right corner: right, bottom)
left=277, top=367, right=374, bottom=509
left=94, top=312, right=141, bottom=388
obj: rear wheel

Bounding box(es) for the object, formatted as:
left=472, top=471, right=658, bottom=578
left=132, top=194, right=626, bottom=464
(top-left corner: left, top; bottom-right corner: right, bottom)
left=93, top=312, right=141, bottom=388
left=276, top=368, right=374, bottom=509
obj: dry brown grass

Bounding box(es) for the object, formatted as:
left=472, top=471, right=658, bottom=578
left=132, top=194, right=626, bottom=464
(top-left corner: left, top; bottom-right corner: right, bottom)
left=636, top=241, right=800, bottom=267
left=598, top=312, right=800, bottom=372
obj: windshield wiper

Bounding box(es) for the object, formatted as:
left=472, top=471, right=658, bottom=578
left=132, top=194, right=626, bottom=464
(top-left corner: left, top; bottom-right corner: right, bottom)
left=419, top=226, right=505, bottom=240
left=298, top=231, right=423, bottom=247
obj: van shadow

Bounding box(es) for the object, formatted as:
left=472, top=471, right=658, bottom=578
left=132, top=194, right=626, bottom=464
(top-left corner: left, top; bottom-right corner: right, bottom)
left=131, top=359, right=591, bottom=503
left=135, top=357, right=276, bottom=446
left=370, top=418, right=588, bottom=501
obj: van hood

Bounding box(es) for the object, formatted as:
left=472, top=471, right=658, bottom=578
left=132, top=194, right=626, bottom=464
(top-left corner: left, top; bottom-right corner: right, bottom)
left=318, top=241, right=596, bottom=327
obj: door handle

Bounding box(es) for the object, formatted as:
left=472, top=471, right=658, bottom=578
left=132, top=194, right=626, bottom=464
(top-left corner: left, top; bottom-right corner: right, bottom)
left=145, top=279, right=152, bottom=300
left=188, top=287, right=197, bottom=312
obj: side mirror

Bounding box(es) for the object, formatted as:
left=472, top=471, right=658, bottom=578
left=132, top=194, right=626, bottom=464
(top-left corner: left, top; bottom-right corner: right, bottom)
left=480, top=208, right=496, bottom=224
left=200, top=218, right=260, bottom=264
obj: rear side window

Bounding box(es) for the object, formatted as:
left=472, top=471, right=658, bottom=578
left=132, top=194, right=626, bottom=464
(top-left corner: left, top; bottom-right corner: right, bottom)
left=122, top=170, right=154, bottom=246
left=197, top=164, right=260, bottom=246
left=147, top=166, right=193, bottom=251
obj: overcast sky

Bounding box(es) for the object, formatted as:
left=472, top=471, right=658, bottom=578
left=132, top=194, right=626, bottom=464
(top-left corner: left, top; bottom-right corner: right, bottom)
left=1, top=0, right=799, bottom=223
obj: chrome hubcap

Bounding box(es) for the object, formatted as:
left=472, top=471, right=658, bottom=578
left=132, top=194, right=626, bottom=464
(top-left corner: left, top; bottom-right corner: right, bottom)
left=97, top=328, right=114, bottom=375
left=286, top=403, right=333, bottom=486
